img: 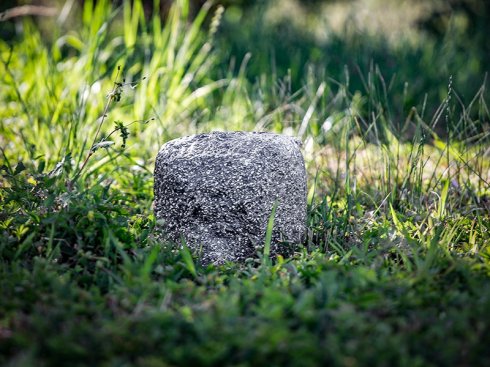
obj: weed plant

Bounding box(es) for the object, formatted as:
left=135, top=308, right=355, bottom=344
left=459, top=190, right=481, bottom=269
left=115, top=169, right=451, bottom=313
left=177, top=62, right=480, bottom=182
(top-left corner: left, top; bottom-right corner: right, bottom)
left=1, top=0, right=489, bottom=366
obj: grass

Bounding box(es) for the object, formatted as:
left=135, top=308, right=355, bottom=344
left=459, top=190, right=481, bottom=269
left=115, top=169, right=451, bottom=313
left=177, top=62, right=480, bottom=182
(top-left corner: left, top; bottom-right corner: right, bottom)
left=1, top=0, right=490, bottom=366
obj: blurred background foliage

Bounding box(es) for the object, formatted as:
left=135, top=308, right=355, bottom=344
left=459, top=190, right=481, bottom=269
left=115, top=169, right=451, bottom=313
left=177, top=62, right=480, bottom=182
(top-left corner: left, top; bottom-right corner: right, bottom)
left=1, top=0, right=489, bottom=136
left=215, top=0, right=488, bottom=118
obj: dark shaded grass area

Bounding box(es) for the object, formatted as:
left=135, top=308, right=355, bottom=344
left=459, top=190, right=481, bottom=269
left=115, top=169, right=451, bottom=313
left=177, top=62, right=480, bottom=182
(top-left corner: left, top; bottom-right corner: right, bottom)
left=2, top=244, right=490, bottom=367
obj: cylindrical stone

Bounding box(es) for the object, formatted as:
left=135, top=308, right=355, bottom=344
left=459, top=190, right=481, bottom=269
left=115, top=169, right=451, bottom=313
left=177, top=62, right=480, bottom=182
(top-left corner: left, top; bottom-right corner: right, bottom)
left=154, top=131, right=307, bottom=265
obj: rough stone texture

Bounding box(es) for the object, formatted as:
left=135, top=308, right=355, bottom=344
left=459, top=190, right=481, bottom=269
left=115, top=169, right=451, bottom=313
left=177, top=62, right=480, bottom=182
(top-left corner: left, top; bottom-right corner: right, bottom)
left=154, top=131, right=307, bottom=265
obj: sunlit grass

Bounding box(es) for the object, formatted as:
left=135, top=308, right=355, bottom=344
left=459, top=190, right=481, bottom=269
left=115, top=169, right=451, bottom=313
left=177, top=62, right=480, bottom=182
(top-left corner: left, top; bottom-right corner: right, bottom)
left=0, top=0, right=489, bottom=365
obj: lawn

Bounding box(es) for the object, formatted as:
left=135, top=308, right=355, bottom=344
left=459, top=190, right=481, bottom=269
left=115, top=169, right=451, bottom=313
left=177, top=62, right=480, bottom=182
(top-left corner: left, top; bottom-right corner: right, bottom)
left=1, top=0, right=489, bottom=366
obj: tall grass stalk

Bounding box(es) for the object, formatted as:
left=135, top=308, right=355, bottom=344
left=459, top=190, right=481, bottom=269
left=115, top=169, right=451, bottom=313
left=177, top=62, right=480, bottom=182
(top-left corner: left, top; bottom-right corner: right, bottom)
left=0, top=0, right=224, bottom=184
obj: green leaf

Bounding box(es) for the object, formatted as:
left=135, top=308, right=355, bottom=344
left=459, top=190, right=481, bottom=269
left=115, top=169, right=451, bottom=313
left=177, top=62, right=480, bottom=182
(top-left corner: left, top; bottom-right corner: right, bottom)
left=438, top=179, right=450, bottom=219
left=264, top=199, right=279, bottom=261
left=14, top=161, right=26, bottom=175
left=180, top=238, right=197, bottom=277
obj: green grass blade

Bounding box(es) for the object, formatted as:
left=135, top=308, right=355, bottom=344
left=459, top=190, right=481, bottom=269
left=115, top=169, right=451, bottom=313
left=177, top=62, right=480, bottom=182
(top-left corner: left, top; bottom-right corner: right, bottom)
left=263, top=199, right=279, bottom=261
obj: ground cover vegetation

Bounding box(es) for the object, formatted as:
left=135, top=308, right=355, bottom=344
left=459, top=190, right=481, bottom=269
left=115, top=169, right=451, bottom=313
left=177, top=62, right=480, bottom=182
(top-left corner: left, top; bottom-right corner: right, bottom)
left=1, top=0, right=489, bottom=365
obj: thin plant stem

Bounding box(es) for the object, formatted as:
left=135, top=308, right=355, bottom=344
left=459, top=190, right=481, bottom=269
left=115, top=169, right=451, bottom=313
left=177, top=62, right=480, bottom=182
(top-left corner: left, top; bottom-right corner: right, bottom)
left=70, top=66, right=122, bottom=184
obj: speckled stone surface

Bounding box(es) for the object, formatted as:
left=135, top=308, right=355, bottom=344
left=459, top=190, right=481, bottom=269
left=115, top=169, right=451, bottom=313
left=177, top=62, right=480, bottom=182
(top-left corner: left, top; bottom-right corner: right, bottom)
left=154, top=131, right=307, bottom=265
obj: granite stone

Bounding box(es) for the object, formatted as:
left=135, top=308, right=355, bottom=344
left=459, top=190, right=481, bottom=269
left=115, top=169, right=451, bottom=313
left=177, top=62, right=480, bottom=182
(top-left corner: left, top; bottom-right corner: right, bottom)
left=154, top=131, right=307, bottom=265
